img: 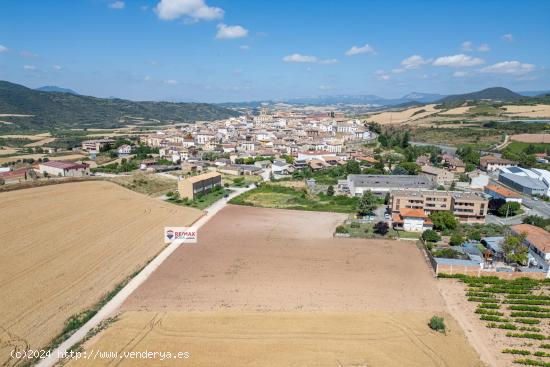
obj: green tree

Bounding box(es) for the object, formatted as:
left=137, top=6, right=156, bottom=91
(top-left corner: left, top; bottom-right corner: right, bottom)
left=345, top=160, right=361, bottom=174
left=497, top=202, right=521, bottom=217
left=357, top=190, right=378, bottom=216
left=397, top=162, right=420, bottom=175
left=502, top=233, right=528, bottom=265
left=449, top=233, right=464, bottom=246
left=429, top=211, right=458, bottom=231
left=422, top=229, right=441, bottom=243
left=374, top=221, right=389, bottom=235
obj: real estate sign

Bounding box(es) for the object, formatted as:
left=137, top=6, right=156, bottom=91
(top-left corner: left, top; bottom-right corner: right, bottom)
left=164, top=227, right=198, bottom=244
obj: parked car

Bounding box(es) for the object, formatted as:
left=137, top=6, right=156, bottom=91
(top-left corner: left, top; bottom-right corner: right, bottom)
left=384, top=213, right=391, bottom=220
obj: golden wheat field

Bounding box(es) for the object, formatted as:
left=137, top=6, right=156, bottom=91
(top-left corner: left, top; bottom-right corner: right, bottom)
left=0, top=181, right=202, bottom=365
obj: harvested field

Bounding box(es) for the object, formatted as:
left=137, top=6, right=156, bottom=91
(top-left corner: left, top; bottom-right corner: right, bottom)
left=439, top=106, right=473, bottom=115
left=366, top=104, right=438, bottom=124
left=24, top=137, right=56, bottom=147
left=72, top=311, right=479, bottom=367
left=0, top=146, right=19, bottom=155
left=503, top=104, right=550, bottom=118
left=48, top=154, right=87, bottom=161
left=0, top=181, right=203, bottom=365
left=71, top=206, right=482, bottom=367
left=510, top=133, right=550, bottom=143
left=0, top=153, right=44, bottom=164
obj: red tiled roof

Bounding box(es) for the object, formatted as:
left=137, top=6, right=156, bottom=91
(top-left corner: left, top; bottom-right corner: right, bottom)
left=485, top=184, right=521, bottom=198
left=512, top=224, right=550, bottom=253
left=399, top=208, right=427, bottom=218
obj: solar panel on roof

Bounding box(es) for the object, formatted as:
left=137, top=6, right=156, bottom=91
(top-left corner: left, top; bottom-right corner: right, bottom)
left=507, top=166, right=523, bottom=173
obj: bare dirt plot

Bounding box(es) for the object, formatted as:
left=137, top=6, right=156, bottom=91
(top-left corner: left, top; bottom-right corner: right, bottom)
left=502, top=104, right=550, bottom=118
left=510, top=133, right=550, bottom=143
left=0, top=181, right=203, bottom=364
left=71, top=206, right=482, bottom=367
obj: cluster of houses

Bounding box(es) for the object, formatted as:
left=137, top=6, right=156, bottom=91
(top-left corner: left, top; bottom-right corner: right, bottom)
left=139, top=109, right=372, bottom=167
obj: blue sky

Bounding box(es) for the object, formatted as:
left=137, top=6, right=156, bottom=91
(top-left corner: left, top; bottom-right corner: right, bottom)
left=0, top=0, right=549, bottom=102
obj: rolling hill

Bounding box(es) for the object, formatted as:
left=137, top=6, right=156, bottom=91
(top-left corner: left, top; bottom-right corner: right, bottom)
left=437, top=87, right=522, bottom=104
left=35, top=85, right=79, bottom=95
left=0, top=81, right=239, bottom=132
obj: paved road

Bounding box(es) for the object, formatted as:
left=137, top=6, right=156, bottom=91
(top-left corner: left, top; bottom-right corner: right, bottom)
left=38, top=185, right=254, bottom=367
left=522, top=197, right=550, bottom=219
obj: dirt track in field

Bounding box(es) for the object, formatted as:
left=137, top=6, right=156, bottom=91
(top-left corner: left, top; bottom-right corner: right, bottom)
left=0, top=181, right=202, bottom=365
left=70, top=206, right=483, bottom=367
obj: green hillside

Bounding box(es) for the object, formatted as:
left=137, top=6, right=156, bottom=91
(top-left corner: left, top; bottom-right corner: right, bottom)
left=0, top=81, right=239, bottom=132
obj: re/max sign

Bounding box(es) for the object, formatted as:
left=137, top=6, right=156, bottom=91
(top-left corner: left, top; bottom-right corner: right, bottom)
left=164, top=227, right=198, bottom=244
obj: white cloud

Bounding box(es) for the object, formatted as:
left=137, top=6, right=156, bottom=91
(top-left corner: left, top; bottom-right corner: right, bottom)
left=0, top=44, right=7, bottom=53
left=345, top=44, right=376, bottom=56
left=52, top=65, right=62, bottom=70
left=477, top=43, right=490, bottom=52
left=453, top=71, right=470, bottom=78
left=461, top=41, right=490, bottom=52
left=318, top=58, right=339, bottom=65
left=282, top=54, right=338, bottom=65
left=144, top=75, right=151, bottom=81
left=401, top=55, right=431, bottom=69
left=23, top=65, right=36, bottom=70
left=461, top=41, right=473, bottom=52
left=481, top=61, right=534, bottom=75
left=164, top=79, right=178, bottom=85
left=502, top=33, right=514, bottom=42
left=433, top=54, right=484, bottom=67
left=239, top=45, right=250, bottom=50
left=140, top=5, right=149, bottom=11
left=283, top=54, right=318, bottom=63
left=319, top=85, right=333, bottom=90
left=108, top=1, right=125, bottom=9
left=20, top=50, right=37, bottom=58
left=215, top=23, right=248, bottom=39
left=375, top=70, right=390, bottom=80
left=392, top=68, right=405, bottom=74
left=155, top=0, right=224, bottom=21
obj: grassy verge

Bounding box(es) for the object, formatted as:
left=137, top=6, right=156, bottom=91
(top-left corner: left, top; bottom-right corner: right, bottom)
left=229, top=184, right=358, bottom=213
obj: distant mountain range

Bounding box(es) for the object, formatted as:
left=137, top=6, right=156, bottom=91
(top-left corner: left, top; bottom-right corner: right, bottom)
left=35, top=85, right=79, bottom=95
left=0, top=81, right=239, bottom=132
left=221, top=87, right=549, bottom=109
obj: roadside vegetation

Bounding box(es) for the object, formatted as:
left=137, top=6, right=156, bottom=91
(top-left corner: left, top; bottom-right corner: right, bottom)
left=167, top=186, right=231, bottom=210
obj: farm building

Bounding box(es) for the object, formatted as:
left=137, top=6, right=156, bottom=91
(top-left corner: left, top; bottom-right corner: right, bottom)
left=38, top=161, right=90, bottom=177
left=480, top=155, right=518, bottom=172
left=177, top=171, right=222, bottom=200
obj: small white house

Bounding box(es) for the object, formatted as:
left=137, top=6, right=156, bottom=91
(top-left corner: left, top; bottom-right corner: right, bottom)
left=117, top=144, right=132, bottom=156
left=392, top=208, right=433, bottom=232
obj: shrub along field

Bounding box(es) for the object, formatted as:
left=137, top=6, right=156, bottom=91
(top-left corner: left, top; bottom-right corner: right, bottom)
left=440, top=274, right=550, bottom=367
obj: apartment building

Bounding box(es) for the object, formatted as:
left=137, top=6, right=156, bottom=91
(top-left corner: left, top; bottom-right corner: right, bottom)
left=177, top=171, right=222, bottom=200
left=390, top=189, right=488, bottom=223
left=420, top=165, right=455, bottom=186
